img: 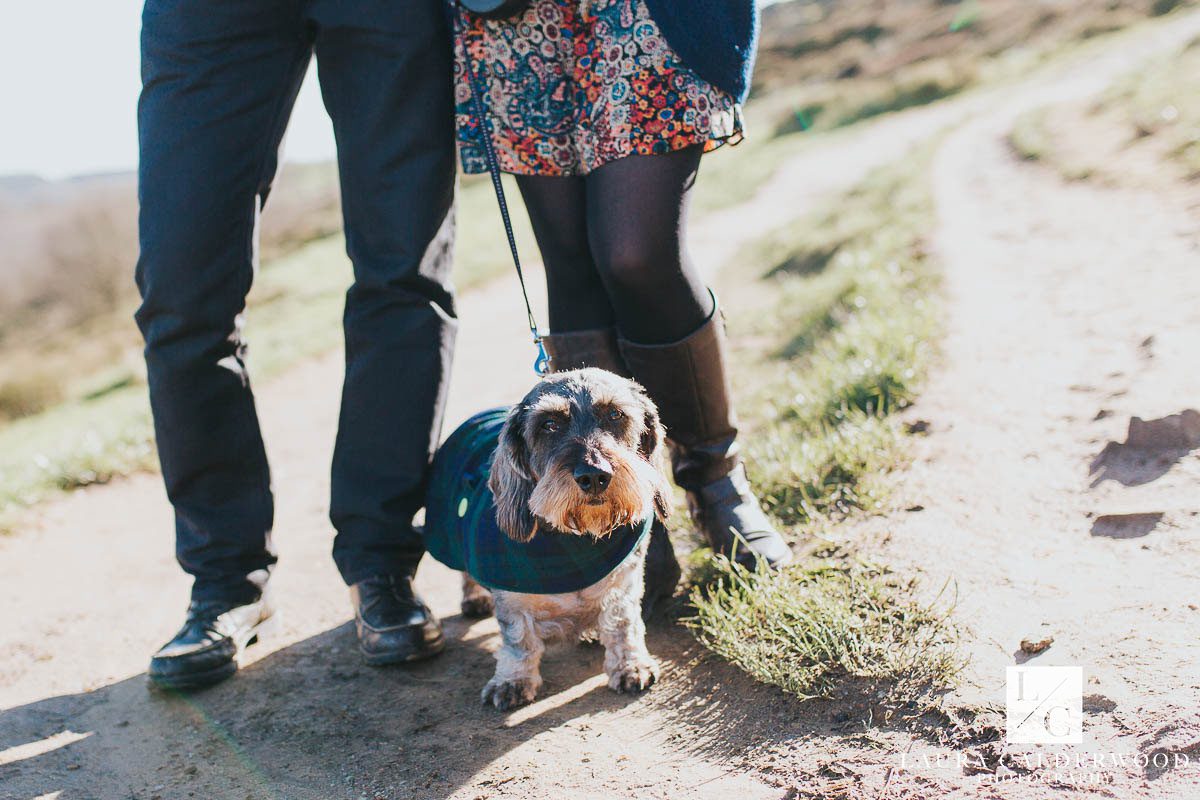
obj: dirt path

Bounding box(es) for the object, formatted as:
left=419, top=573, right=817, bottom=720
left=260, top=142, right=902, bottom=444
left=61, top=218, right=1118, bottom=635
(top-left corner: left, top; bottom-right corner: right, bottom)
left=813, top=15, right=1200, bottom=798
left=4, top=11, right=1200, bottom=800
left=847, top=63, right=1200, bottom=800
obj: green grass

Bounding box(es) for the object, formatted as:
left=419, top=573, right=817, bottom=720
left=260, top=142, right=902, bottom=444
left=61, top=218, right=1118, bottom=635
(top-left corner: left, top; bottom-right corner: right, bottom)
left=739, top=158, right=937, bottom=526
left=691, top=56, right=976, bottom=216
left=1009, top=107, right=1099, bottom=181
left=685, top=149, right=959, bottom=702
left=1102, top=34, right=1200, bottom=177
left=0, top=176, right=536, bottom=534
left=0, top=238, right=351, bottom=533
left=1003, top=104, right=1104, bottom=181
left=688, top=555, right=960, bottom=702
left=699, top=0, right=1200, bottom=217
left=1008, top=108, right=1052, bottom=163
left=0, top=371, right=64, bottom=421
left=1008, top=33, right=1200, bottom=185
left=774, top=60, right=976, bottom=138
left=456, top=173, right=539, bottom=290
left=1153, top=0, right=1188, bottom=15
left=742, top=0, right=1184, bottom=172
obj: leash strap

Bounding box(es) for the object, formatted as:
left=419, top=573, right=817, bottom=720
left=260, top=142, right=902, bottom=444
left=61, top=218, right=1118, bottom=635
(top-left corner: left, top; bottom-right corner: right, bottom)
left=456, top=11, right=549, bottom=375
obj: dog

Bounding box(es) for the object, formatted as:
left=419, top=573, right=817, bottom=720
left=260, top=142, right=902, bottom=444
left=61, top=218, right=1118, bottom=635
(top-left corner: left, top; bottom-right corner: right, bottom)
left=458, top=368, right=673, bottom=710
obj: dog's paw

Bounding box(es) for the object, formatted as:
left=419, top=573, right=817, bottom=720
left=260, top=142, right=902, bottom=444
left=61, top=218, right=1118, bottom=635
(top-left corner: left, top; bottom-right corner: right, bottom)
left=461, top=591, right=495, bottom=619
left=607, top=658, right=659, bottom=693
left=481, top=676, right=540, bottom=710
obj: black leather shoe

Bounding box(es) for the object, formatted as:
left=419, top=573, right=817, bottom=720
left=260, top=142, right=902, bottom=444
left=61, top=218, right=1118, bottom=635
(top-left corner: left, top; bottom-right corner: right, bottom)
left=350, top=575, right=445, bottom=665
left=641, top=519, right=682, bottom=619
left=148, top=596, right=275, bottom=690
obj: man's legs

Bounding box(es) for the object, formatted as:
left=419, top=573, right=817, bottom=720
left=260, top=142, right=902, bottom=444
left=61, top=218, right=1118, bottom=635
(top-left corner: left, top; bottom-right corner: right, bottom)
left=300, top=0, right=457, bottom=664
left=308, top=0, right=458, bottom=585
left=136, top=0, right=313, bottom=605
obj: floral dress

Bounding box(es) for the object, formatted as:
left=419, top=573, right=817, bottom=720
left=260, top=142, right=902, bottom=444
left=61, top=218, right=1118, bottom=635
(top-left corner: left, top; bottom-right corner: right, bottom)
left=451, top=0, right=744, bottom=177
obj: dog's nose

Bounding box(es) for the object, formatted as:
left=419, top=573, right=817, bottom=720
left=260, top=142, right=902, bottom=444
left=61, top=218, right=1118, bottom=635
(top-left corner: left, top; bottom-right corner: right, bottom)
left=573, top=463, right=612, bottom=495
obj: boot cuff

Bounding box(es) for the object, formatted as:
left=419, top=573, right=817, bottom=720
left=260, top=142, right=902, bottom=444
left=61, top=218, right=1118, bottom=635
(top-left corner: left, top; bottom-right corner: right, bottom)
left=541, top=328, right=629, bottom=375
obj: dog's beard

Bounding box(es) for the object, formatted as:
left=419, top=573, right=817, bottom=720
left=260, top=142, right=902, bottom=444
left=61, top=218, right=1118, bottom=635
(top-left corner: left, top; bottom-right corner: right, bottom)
left=529, top=452, right=657, bottom=538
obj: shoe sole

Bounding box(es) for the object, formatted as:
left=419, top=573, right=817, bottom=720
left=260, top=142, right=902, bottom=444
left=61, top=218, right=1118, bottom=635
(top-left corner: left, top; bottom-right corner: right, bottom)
left=148, top=660, right=239, bottom=691
left=147, top=611, right=280, bottom=691
left=360, top=633, right=446, bottom=667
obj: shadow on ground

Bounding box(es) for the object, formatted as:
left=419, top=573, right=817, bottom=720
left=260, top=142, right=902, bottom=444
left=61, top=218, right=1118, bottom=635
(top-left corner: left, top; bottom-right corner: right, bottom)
left=1089, top=409, right=1200, bottom=488
left=0, top=614, right=642, bottom=799
left=2, top=603, right=985, bottom=799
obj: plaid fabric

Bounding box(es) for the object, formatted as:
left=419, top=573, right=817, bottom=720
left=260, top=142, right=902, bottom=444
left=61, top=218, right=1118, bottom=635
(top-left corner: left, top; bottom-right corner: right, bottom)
left=425, top=407, right=651, bottom=594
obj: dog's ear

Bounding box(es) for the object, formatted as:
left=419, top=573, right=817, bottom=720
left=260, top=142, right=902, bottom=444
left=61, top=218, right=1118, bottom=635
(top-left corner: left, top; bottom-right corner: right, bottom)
left=489, top=404, right=538, bottom=542
left=634, top=388, right=674, bottom=523
left=635, top=387, right=666, bottom=462
left=651, top=470, right=673, bottom=523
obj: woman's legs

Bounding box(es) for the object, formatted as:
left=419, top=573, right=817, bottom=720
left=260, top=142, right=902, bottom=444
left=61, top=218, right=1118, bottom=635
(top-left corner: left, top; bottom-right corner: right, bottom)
left=583, top=145, right=712, bottom=344
left=514, top=145, right=790, bottom=569
left=516, top=173, right=682, bottom=610
left=515, top=174, right=615, bottom=333
left=515, top=145, right=711, bottom=340
left=583, top=146, right=792, bottom=569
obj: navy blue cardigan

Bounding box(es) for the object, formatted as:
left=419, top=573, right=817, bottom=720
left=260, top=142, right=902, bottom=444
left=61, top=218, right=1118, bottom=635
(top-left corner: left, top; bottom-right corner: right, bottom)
left=643, top=0, right=759, bottom=102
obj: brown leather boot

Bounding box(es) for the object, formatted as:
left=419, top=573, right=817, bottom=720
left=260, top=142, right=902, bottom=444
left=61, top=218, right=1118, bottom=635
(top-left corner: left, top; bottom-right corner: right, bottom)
left=541, top=328, right=628, bottom=373
left=539, top=328, right=682, bottom=615
left=618, top=299, right=793, bottom=570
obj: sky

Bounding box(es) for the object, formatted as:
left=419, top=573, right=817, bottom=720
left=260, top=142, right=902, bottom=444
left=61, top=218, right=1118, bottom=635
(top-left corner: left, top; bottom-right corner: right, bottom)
left=0, top=0, right=785, bottom=180
left=0, top=1, right=336, bottom=180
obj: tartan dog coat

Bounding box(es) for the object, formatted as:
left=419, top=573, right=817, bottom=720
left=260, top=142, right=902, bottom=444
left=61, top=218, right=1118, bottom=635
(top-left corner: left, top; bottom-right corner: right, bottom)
left=424, top=407, right=652, bottom=595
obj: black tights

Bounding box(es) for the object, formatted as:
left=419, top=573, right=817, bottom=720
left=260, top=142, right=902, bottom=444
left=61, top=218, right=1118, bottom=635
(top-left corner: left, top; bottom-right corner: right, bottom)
left=515, top=145, right=712, bottom=344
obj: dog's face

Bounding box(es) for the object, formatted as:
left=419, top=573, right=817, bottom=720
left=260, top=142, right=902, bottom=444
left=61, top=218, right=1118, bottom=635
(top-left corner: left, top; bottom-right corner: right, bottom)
left=489, top=368, right=672, bottom=541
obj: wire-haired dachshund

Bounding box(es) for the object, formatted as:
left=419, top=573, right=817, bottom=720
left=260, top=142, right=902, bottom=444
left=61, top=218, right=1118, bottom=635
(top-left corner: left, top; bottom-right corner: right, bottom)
left=470, top=368, right=672, bottom=710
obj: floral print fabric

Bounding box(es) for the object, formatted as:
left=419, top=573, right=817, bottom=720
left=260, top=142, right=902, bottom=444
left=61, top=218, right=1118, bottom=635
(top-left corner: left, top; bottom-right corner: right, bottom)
left=452, top=0, right=743, bottom=176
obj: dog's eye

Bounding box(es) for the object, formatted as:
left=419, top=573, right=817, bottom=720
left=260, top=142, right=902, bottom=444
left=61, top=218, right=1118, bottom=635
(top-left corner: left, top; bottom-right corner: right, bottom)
left=541, top=418, right=561, bottom=434
left=606, top=408, right=624, bottom=422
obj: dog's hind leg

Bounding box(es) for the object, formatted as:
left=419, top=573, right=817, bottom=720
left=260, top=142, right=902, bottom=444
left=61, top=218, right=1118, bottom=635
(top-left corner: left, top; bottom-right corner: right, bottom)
left=460, top=573, right=494, bottom=618
left=598, top=564, right=660, bottom=693
left=482, top=594, right=545, bottom=710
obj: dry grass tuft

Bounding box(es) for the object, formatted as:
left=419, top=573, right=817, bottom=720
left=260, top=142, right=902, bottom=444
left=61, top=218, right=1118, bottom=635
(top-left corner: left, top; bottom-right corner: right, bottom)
left=687, top=552, right=961, bottom=701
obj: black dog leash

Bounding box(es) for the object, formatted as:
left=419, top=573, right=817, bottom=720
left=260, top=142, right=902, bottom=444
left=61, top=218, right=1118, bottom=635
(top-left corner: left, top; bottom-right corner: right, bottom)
left=455, top=10, right=549, bottom=375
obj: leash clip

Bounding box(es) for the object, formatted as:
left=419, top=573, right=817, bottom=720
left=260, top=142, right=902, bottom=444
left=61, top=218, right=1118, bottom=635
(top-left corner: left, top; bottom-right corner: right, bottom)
left=533, top=337, right=549, bottom=376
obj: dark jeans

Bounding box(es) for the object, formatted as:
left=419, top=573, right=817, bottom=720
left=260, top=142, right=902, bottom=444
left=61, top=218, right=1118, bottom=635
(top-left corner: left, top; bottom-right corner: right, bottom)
left=135, top=0, right=457, bottom=604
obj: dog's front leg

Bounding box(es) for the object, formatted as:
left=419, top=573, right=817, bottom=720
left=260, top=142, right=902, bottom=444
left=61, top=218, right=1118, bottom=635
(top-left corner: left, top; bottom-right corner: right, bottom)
left=482, top=595, right=544, bottom=710
left=598, top=570, right=659, bottom=693
left=460, top=573, right=494, bottom=618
